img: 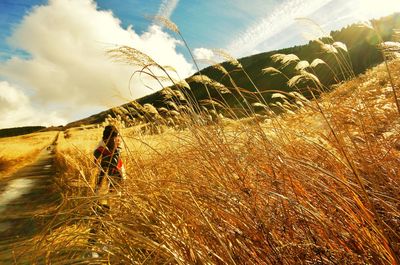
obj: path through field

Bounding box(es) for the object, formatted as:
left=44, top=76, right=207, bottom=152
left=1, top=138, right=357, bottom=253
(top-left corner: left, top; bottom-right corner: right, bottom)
left=0, top=136, right=61, bottom=264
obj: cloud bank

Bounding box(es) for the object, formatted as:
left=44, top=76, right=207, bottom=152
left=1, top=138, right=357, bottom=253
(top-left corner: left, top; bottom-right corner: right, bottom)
left=0, top=81, right=66, bottom=128
left=0, top=0, right=192, bottom=128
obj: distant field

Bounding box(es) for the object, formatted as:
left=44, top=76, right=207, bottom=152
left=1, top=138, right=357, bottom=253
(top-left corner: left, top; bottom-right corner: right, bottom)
left=0, top=131, right=58, bottom=177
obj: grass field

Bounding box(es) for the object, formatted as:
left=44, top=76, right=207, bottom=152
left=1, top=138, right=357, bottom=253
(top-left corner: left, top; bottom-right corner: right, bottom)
left=33, top=57, right=400, bottom=264
left=3, top=16, right=398, bottom=263
left=0, top=131, right=58, bottom=177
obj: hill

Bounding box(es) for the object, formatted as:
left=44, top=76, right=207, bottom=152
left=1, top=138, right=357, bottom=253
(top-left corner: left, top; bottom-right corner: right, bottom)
left=64, top=13, right=400, bottom=128
left=0, top=126, right=46, bottom=138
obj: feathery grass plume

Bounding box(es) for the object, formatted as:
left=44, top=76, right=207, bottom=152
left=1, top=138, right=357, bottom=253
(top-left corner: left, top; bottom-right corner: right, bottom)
left=108, top=46, right=157, bottom=67
left=333, top=41, right=348, bottom=52
left=310, top=58, right=326, bottom=68
left=271, top=53, right=300, bottom=68
left=262, top=66, right=282, bottom=75
left=295, top=17, right=333, bottom=40
left=143, top=103, right=159, bottom=116
left=214, top=49, right=270, bottom=114
left=129, top=100, right=144, bottom=112
left=289, top=91, right=309, bottom=102
left=150, top=16, right=214, bottom=115
left=214, top=85, right=231, bottom=94
left=161, top=87, right=174, bottom=99
left=287, top=70, right=322, bottom=89
left=211, top=60, right=255, bottom=117
left=157, top=107, right=169, bottom=113
left=358, top=20, right=374, bottom=30
left=152, top=15, right=180, bottom=33
left=318, top=37, right=354, bottom=81
left=295, top=60, right=310, bottom=71
left=302, top=70, right=323, bottom=88
left=213, top=49, right=242, bottom=68
left=168, top=110, right=180, bottom=116
left=287, top=74, right=304, bottom=88
left=393, top=29, right=400, bottom=40
left=310, top=58, right=340, bottom=83
left=366, top=22, right=400, bottom=115
left=172, top=89, right=188, bottom=101
left=251, top=102, right=268, bottom=108
left=161, top=65, right=182, bottom=80
left=212, top=64, right=229, bottom=75
left=321, top=43, right=338, bottom=54
left=176, top=80, right=191, bottom=90
left=199, top=99, right=225, bottom=108
left=166, top=101, right=179, bottom=111
left=189, top=75, right=231, bottom=94
left=333, top=41, right=355, bottom=78
left=189, top=74, right=236, bottom=118
left=379, top=41, right=400, bottom=58
left=271, top=93, right=288, bottom=100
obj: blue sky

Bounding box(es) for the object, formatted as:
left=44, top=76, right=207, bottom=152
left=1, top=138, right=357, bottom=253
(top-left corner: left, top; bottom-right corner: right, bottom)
left=0, top=0, right=399, bottom=128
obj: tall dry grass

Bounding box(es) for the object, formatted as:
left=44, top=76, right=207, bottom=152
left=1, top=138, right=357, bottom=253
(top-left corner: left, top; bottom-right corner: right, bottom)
left=0, top=131, right=57, bottom=177
left=33, top=21, right=400, bottom=264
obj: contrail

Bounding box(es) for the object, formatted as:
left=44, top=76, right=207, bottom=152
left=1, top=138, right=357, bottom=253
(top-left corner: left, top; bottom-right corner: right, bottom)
left=226, top=0, right=332, bottom=57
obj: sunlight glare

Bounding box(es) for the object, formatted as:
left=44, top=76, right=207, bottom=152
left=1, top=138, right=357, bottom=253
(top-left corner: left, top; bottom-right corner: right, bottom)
left=358, top=0, right=400, bottom=19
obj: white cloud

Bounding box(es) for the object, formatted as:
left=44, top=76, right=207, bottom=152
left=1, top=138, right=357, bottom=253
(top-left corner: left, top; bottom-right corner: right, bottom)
left=0, top=81, right=66, bottom=128
left=193, top=48, right=215, bottom=61
left=0, top=0, right=194, bottom=127
left=157, top=0, right=180, bottom=19
left=226, top=0, right=332, bottom=57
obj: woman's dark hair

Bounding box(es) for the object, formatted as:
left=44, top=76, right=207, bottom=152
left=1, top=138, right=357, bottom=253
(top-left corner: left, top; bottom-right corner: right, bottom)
left=102, top=125, right=119, bottom=141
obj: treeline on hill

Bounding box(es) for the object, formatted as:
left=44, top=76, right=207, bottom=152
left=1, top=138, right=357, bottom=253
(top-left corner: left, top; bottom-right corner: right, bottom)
left=65, top=13, right=400, bottom=129
left=0, top=126, right=45, bottom=138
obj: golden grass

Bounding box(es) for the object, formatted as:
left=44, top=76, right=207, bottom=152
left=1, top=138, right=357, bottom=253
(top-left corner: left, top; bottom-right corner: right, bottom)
left=32, top=59, right=400, bottom=264
left=0, top=131, right=58, bottom=177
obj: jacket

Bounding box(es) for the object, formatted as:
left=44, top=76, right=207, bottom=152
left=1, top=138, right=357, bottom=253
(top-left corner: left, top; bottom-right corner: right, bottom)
left=93, top=140, right=125, bottom=178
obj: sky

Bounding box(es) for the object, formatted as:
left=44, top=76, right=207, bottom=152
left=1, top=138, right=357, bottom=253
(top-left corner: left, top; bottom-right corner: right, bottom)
left=0, top=0, right=399, bottom=129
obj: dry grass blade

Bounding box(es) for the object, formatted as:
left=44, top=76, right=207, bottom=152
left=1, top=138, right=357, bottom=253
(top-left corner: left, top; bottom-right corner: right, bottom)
left=152, top=15, right=180, bottom=33
left=310, top=58, right=326, bottom=68
left=379, top=41, right=400, bottom=57
left=289, top=91, right=309, bottom=102
left=172, top=89, right=187, bottom=101
left=357, top=21, right=374, bottom=29
left=199, top=99, right=225, bottom=108
left=295, top=60, right=310, bottom=71
left=143, top=103, right=159, bottom=115
left=262, top=67, right=282, bottom=75
left=287, top=74, right=304, bottom=87
left=212, top=49, right=242, bottom=68
left=321, top=44, right=338, bottom=54
left=189, top=75, right=231, bottom=94
left=166, top=101, right=179, bottom=111
left=271, top=93, right=288, bottom=99
left=271, top=53, right=300, bottom=68
left=212, top=64, right=229, bottom=75
left=176, top=80, right=191, bottom=90
left=107, top=46, right=157, bottom=67
left=333, top=41, right=348, bottom=52
left=251, top=102, right=268, bottom=108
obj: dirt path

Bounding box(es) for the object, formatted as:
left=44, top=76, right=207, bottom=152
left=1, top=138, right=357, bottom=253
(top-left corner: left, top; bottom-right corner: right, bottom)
left=0, top=135, right=62, bottom=264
